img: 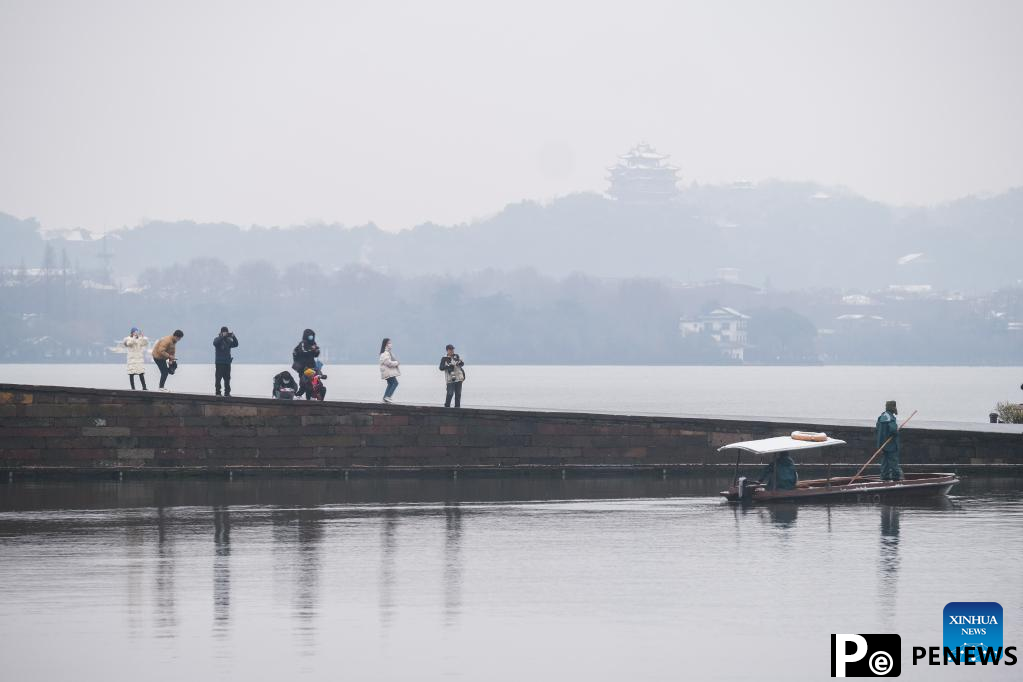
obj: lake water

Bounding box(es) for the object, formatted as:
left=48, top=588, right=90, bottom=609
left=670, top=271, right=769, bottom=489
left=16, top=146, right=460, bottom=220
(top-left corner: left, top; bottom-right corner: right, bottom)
left=2, top=363, right=1021, bottom=424
left=1, top=475, right=1020, bottom=681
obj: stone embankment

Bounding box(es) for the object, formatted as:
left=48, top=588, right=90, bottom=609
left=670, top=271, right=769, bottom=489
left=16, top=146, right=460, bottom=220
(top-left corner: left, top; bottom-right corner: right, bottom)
left=1, top=384, right=1020, bottom=475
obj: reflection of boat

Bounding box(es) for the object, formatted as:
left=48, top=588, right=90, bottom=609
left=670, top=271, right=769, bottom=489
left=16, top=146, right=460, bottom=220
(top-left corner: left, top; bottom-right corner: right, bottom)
left=719, top=434, right=959, bottom=503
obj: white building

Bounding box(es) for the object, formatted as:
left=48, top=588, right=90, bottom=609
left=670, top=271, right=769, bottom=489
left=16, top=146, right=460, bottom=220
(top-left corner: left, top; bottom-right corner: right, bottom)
left=715, top=267, right=740, bottom=283
left=679, top=307, right=750, bottom=361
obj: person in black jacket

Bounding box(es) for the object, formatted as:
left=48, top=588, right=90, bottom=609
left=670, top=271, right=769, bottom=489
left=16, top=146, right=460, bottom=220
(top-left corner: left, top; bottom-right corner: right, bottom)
left=213, top=326, right=239, bottom=397
left=293, top=328, right=320, bottom=371
left=293, top=329, right=321, bottom=395
left=272, top=371, right=298, bottom=399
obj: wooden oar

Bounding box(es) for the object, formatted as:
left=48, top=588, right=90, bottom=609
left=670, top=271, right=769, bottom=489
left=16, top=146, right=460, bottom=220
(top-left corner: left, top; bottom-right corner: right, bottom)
left=847, top=409, right=918, bottom=485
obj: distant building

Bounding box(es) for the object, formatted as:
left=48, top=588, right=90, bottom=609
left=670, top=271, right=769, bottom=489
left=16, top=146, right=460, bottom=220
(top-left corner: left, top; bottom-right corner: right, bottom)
left=607, top=142, right=680, bottom=204
left=835, top=313, right=910, bottom=330
left=679, top=307, right=750, bottom=361
left=835, top=314, right=885, bottom=323
left=886, top=284, right=933, bottom=296
left=715, top=267, right=740, bottom=283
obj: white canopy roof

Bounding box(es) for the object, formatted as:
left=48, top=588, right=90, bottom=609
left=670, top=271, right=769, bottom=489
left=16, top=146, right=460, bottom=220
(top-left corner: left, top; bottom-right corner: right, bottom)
left=718, top=435, right=846, bottom=455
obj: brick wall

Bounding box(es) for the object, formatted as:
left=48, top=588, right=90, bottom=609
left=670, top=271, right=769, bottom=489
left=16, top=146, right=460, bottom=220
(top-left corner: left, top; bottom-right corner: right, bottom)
left=1, top=384, right=1020, bottom=472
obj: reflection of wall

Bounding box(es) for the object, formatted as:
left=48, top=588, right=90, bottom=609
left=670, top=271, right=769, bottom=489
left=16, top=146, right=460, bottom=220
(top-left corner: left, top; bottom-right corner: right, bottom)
left=1, top=384, right=1020, bottom=470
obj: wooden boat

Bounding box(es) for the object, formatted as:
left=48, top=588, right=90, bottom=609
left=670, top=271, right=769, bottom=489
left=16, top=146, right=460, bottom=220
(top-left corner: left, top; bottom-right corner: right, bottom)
left=719, top=433, right=959, bottom=503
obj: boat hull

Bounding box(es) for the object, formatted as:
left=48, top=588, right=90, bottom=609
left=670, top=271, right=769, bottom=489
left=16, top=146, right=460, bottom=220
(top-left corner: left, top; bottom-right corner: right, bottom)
left=721, top=472, right=959, bottom=503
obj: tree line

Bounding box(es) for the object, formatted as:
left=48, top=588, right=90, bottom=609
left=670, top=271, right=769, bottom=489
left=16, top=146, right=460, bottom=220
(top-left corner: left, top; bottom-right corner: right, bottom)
left=1, top=257, right=1020, bottom=365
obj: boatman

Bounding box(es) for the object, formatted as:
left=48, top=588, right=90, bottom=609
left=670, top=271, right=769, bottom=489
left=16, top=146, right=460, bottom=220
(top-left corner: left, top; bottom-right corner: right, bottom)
left=876, top=400, right=903, bottom=481
left=759, top=452, right=798, bottom=490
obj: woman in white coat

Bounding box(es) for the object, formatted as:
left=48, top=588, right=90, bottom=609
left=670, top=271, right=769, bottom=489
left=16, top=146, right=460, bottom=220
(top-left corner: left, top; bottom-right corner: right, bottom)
left=123, top=327, right=149, bottom=390
left=379, top=337, right=400, bottom=403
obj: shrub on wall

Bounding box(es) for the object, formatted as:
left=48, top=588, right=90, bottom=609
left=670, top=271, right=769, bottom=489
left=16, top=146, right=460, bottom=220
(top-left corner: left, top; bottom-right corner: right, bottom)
left=994, top=401, right=1023, bottom=424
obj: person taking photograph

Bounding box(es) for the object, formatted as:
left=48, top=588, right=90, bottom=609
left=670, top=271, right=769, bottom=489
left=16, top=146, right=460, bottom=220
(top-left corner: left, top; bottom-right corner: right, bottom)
left=439, top=344, right=465, bottom=408
left=122, top=327, right=149, bottom=390
left=213, top=326, right=239, bottom=397
left=292, top=328, right=320, bottom=374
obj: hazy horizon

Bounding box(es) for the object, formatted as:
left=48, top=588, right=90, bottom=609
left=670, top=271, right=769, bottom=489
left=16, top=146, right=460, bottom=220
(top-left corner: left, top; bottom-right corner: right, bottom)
left=2, top=0, right=1022, bottom=233
left=6, top=180, right=1023, bottom=236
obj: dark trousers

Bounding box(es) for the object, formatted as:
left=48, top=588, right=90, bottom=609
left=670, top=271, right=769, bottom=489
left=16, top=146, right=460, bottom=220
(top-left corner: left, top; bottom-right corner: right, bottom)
left=154, top=358, right=170, bottom=388
left=445, top=381, right=462, bottom=407
left=384, top=377, right=399, bottom=399
left=215, top=363, right=232, bottom=395
left=129, top=373, right=147, bottom=390
left=880, top=450, right=903, bottom=481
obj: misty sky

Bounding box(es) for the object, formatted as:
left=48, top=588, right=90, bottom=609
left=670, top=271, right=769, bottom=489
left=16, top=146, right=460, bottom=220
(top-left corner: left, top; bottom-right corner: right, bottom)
left=1, top=0, right=1021, bottom=233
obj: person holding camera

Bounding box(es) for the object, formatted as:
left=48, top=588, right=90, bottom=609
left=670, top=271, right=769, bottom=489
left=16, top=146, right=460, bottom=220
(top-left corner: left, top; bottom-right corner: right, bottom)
left=292, top=328, right=320, bottom=374
left=151, top=329, right=183, bottom=392
left=122, top=327, right=149, bottom=390
left=439, top=344, right=465, bottom=408
left=213, top=326, right=239, bottom=397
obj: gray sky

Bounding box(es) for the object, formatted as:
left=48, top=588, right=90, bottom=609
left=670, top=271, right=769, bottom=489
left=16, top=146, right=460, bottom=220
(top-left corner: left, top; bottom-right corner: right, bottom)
left=1, top=0, right=1021, bottom=232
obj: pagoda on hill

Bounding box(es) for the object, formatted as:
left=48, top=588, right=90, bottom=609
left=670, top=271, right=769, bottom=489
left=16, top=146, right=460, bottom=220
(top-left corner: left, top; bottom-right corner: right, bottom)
left=606, top=142, right=681, bottom=204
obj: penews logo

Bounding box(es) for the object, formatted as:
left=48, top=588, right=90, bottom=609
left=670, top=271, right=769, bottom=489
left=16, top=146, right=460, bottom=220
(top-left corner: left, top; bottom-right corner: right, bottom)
left=943, top=602, right=1004, bottom=663
left=835, top=604, right=1016, bottom=675
left=832, top=634, right=901, bottom=677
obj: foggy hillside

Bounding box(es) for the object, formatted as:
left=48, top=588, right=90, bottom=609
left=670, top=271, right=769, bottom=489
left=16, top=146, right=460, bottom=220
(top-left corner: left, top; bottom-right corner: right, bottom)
left=3, top=183, right=1021, bottom=292
left=2, top=258, right=1021, bottom=365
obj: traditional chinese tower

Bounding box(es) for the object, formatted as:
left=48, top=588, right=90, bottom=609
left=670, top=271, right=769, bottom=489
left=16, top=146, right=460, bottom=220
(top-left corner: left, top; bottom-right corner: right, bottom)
left=606, top=142, right=681, bottom=204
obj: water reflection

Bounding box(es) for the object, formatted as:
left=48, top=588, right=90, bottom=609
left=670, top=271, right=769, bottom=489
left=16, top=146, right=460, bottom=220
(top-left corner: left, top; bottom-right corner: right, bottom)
left=767, top=503, right=799, bottom=528
left=212, top=506, right=231, bottom=640
left=0, top=476, right=1018, bottom=682
left=154, top=506, right=177, bottom=637
left=124, top=522, right=146, bottom=639
left=878, top=505, right=901, bottom=622
left=271, top=508, right=325, bottom=655
left=443, top=501, right=463, bottom=628
left=379, top=508, right=398, bottom=630
left=295, top=509, right=324, bottom=649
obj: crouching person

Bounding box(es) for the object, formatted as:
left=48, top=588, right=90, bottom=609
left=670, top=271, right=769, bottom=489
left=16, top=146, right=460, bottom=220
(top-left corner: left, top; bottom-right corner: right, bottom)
left=298, top=367, right=327, bottom=401
left=273, top=371, right=298, bottom=399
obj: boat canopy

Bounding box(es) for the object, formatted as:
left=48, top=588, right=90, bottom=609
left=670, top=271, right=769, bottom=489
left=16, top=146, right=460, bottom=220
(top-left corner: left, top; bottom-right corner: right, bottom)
left=718, top=435, right=846, bottom=455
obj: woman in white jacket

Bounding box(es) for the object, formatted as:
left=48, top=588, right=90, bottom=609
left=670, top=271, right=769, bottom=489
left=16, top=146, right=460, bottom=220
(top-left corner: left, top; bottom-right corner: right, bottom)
left=123, top=327, right=149, bottom=390
left=379, top=337, right=400, bottom=403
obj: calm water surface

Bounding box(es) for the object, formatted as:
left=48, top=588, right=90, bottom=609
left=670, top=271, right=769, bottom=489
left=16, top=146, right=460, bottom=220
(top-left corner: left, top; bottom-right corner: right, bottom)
left=2, top=363, right=1021, bottom=423
left=1, top=475, right=1020, bottom=681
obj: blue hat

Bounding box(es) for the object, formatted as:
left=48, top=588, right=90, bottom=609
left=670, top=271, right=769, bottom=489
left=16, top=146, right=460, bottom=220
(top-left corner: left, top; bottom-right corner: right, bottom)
left=130, top=327, right=140, bottom=334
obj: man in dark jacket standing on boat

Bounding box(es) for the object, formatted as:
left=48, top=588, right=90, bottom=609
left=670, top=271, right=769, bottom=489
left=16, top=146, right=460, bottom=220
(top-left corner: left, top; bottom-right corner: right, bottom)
left=876, top=400, right=903, bottom=481
left=213, top=326, right=239, bottom=397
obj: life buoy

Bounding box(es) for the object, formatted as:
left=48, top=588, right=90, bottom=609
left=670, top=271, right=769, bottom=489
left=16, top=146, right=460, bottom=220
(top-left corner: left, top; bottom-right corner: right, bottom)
left=791, top=431, right=828, bottom=442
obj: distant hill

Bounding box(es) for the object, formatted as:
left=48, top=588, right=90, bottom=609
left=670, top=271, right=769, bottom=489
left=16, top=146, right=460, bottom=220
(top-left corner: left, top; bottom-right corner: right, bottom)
left=2, top=182, right=1021, bottom=291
